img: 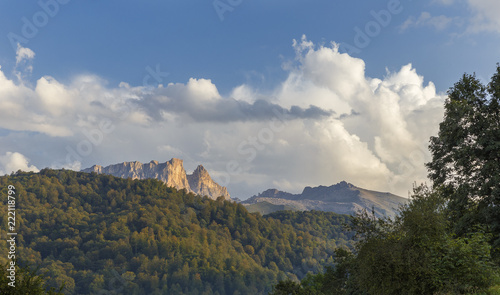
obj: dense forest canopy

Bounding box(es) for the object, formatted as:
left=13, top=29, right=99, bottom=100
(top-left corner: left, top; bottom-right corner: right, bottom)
left=0, top=169, right=353, bottom=294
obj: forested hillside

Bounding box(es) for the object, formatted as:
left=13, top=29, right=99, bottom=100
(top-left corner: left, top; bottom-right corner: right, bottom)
left=0, top=169, right=353, bottom=295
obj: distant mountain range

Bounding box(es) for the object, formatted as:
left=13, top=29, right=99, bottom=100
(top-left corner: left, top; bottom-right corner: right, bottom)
left=82, top=158, right=230, bottom=200
left=241, top=181, right=407, bottom=217
left=82, top=159, right=407, bottom=217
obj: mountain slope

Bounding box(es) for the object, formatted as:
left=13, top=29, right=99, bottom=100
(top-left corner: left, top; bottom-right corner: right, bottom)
left=243, top=181, right=407, bottom=217
left=244, top=201, right=298, bottom=215
left=82, top=158, right=230, bottom=200
left=0, top=170, right=353, bottom=294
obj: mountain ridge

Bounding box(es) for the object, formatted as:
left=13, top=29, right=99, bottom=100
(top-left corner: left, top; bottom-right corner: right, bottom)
left=82, top=158, right=230, bottom=200
left=242, top=181, right=407, bottom=217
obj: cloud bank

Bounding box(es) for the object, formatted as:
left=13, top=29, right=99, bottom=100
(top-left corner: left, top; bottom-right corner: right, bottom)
left=0, top=38, right=445, bottom=198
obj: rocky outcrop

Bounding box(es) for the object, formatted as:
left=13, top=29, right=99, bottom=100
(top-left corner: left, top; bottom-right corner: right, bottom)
left=187, top=165, right=230, bottom=200
left=82, top=159, right=230, bottom=200
left=251, top=189, right=295, bottom=200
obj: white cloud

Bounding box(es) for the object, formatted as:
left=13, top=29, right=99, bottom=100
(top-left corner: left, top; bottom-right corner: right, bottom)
left=433, top=0, right=456, bottom=5
left=0, top=37, right=445, bottom=198
left=57, top=160, right=82, bottom=171
left=400, top=12, right=455, bottom=32
left=466, top=0, right=500, bottom=33
left=15, top=44, right=35, bottom=66
left=428, top=0, right=500, bottom=34
left=0, top=152, right=39, bottom=175
left=0, top=70, right=72, bottom=137
left=35, top=76, right=76, bottom=116
left=14, top=44, right=36, bottom=81
left=230, top=84, right=258, bottom=104
left=264, top=39, right=444, bottom=195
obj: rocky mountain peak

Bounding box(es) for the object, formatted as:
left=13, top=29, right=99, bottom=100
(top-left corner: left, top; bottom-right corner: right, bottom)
left=301, top=186, right=313, bottom=195
left=87, top=165, right=102, bottom=174
left=192, top=165, right=209, bottom=176
left=187, top=165, right=229, bottom=200
left=335, top=181, right=354, bottom=189
left=247, top=188, right=295, bottom=201
left=259, top=189, right=282, bottom=197
left=82, top=159, right=230, bottom=200
left=169, top=158, right=183, bottom=165
left=301, top=181, right=355, bottom=195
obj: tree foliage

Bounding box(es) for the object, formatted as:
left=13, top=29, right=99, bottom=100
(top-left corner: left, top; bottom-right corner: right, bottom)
left=271, top=186, right=499, bottom=294
left=0, top=169, right=353, bottom=294
left=352, top=186, right=498, bottom=294
left=427, top=65, right=500, bottom=250
left=0, top=261, right=64, bottom=295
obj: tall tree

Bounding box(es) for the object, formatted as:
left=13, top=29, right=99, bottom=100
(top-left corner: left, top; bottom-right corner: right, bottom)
left=427, top=65, right=500, bottom=251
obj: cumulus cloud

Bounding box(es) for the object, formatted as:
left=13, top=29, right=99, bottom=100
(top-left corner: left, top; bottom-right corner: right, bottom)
left=0, top=36, right=445, bottom=197
left=257, top=36, right=445, bottom=195
left=135, top=78, right=334, bottom=123
left=0, top=152, right=39, bottom=175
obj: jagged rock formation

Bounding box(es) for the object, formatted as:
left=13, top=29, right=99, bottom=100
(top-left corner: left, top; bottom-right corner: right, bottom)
left=82, top=159, right=230, bottom=200
left=187, top=165, right=229, bottom=201
left=242, top=181, right=407, bottom=217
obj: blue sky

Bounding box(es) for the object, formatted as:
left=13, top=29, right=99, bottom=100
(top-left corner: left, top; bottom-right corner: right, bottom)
left=0, top=0, right=499, bottom=198
left=2, top=0, right=498, bottom=92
